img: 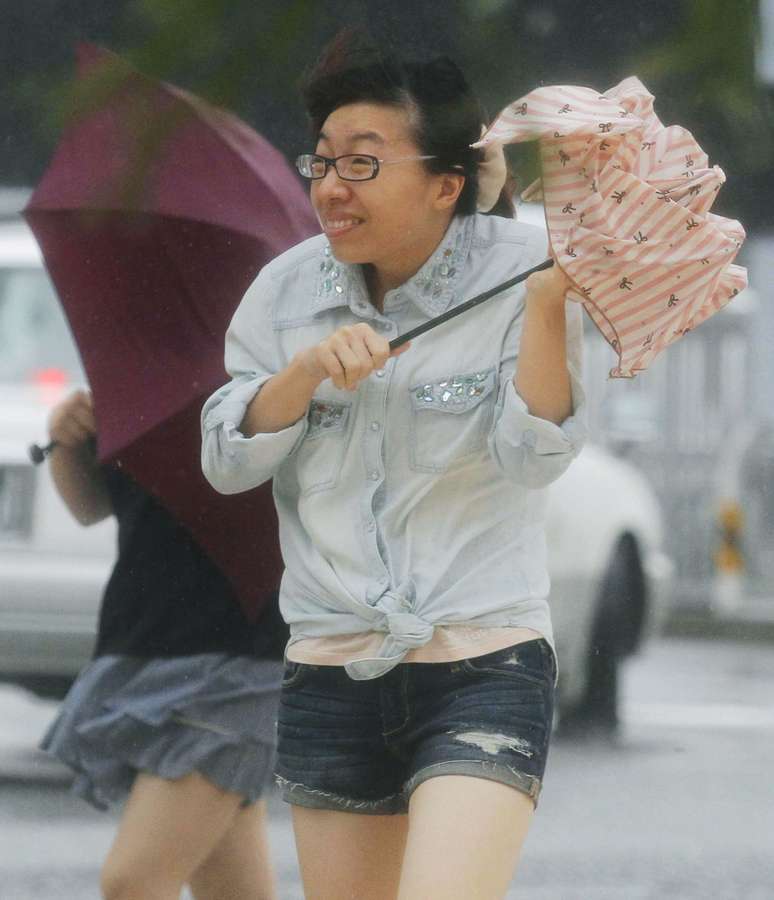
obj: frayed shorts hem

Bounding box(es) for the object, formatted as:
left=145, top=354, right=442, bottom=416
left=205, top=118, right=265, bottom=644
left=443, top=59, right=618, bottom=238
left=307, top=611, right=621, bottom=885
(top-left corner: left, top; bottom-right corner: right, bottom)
left=405, top=759, right=542, bottom=807
left=275, top=774, right=406, bottom=815
left=275, top=760, right=541, bottom=816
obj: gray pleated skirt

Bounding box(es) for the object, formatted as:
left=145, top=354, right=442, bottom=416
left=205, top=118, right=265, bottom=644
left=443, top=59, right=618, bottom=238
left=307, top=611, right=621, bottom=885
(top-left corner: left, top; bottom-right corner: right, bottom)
left=40, top=653, right=284, bottom=811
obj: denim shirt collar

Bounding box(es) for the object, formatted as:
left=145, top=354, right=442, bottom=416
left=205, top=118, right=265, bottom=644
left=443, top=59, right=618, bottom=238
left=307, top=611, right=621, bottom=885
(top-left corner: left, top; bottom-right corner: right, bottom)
left=312, top=214, right=476, bottom=318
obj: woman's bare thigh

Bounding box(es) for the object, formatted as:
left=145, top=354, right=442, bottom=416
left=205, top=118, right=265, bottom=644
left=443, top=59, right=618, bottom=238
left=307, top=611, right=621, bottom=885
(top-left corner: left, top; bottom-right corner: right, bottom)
left=291, top=806, right=409, bottom=900
left=398, top=775, right=535, bottom=900
left=102, top=771, right=244, bottom=897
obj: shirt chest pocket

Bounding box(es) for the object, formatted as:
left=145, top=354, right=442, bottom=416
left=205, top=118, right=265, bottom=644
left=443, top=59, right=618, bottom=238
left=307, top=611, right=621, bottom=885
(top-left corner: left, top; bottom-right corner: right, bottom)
left=408, top=368, right=497, bottom=473
left=294, top=399, right=352, bottom=495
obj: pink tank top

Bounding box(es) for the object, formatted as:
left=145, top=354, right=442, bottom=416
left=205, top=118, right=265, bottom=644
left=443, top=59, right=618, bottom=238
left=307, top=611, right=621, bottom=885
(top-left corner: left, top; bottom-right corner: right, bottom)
left=286, top=625, right=543, bottom=665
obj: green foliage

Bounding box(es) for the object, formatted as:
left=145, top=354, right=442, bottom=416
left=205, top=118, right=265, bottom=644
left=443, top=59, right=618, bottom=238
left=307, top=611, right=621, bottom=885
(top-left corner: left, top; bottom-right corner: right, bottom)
left=122, top=0, right=313, bottom=109
left=634, top=0, right=773, bottom=174
left=637, top=0, right=758, bottom=98
left=6, top=0, right=772, bottom=222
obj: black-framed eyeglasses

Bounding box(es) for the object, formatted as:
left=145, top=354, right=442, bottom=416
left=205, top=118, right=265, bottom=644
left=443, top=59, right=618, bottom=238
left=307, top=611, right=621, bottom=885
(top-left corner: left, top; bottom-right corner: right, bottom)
left=295, top=153, right=437, bottom=182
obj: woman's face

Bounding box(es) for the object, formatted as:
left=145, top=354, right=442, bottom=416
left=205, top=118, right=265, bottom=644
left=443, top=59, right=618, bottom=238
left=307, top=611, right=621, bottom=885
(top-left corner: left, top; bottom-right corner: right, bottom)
left=311, top=101, right=460, bottom=285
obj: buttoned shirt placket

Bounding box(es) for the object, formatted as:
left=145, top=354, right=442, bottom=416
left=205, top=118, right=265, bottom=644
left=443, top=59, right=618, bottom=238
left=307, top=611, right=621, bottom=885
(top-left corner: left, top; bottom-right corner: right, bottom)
left=317, top=220, right=478, bottom=676
left=351, top=281, right=395, bottom=605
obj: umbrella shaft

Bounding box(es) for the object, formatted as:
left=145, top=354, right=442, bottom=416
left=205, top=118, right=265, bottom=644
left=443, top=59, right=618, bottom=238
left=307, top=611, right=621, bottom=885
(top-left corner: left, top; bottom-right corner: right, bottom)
left=389, top=257, right=554, bottom=350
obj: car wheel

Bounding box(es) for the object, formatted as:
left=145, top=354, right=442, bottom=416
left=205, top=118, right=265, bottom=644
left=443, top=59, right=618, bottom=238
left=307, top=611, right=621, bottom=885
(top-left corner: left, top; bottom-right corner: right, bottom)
left=558, top=535, right=645, bottom=737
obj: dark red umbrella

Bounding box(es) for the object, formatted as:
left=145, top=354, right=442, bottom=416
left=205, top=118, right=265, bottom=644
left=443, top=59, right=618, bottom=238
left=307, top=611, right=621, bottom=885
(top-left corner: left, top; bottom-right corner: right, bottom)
left=24, top=44, right=319, bottom=620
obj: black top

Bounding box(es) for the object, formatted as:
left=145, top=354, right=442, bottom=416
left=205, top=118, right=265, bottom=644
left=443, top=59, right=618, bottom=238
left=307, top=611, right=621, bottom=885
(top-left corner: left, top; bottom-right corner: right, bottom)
left=94, top=466, right=287, bottom=660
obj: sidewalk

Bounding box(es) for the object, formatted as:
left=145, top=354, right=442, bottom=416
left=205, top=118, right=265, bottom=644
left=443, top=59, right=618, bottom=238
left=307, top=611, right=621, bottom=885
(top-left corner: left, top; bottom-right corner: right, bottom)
left=664, top=596, right=774, bottom=642
left=0, top=684, right=71, bottom=784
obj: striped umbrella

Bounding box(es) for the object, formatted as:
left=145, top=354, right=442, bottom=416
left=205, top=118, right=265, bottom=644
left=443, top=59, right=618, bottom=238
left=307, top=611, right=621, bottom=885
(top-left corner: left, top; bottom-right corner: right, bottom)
left=475, top=76, right=747, bottom=377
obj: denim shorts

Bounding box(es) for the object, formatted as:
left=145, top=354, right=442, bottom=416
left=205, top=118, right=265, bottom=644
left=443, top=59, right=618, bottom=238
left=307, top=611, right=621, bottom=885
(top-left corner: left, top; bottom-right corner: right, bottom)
left=275, top=638, right=556, bottom=814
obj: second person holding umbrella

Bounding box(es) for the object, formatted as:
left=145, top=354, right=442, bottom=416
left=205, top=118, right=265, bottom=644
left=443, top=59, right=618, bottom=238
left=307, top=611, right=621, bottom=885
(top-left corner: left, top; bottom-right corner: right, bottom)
left=202, top=30, right=587, bottom=900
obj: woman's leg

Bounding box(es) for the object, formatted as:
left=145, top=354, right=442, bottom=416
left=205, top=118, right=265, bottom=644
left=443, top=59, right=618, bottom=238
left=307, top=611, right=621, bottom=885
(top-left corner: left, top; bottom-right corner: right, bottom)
left=188, top=798, right=276, bottom=900
left=100, top=771, right=249, bottom=900
left=291, top=806, right=409, bottom=900
left=398, top=775, right=534, bottom=900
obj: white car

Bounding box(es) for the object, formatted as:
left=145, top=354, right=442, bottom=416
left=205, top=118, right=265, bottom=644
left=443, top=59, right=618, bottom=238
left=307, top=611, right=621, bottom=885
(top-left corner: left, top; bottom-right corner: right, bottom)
left=0, top=213, right=672, bottom=729
left=548, top=445, right=673, bottom=728
left=0, top=215, right=115, bottom=693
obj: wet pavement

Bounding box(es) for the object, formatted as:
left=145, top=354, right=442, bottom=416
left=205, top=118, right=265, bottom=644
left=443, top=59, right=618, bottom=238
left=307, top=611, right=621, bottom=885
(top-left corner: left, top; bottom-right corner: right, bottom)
left=1, top=634, right=773, bottom=899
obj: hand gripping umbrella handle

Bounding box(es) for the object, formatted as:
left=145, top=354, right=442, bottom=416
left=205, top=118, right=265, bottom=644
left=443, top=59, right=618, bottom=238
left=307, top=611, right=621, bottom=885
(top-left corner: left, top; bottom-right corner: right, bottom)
left=389, top=257, right=554, bottom=350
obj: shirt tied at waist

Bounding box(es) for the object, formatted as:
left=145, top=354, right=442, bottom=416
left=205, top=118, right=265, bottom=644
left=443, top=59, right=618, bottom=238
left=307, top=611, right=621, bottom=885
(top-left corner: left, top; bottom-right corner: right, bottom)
left=345, top=580, right=434, bottom=680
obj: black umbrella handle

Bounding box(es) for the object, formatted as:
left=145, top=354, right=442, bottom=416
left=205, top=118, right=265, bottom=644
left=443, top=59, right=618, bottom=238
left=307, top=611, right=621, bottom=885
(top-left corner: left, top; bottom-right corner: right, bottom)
left=28, top=440, right=58, bottom=465
left=389, top=257, right=554, bottom=350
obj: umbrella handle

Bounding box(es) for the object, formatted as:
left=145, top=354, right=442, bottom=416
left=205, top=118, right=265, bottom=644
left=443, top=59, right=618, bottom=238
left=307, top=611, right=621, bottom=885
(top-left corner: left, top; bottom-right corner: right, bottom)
left=28, top=440, right=57, bottom=465
left=389, top=257, right=554, bottom=350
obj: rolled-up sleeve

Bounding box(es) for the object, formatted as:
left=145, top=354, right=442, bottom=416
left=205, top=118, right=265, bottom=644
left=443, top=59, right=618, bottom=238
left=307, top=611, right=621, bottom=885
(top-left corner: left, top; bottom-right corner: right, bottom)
left=488, top=295, right=587, bottom=488
left=201, top=273, right=308, bottom=495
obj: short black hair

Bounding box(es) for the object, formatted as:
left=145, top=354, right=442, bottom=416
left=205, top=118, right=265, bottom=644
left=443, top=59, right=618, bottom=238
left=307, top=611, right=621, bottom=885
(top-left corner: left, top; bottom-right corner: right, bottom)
left=301, top=29, right=506, bottom=216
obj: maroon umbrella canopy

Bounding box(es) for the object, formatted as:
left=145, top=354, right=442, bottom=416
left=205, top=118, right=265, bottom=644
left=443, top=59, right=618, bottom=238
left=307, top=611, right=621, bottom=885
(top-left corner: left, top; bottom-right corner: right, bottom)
left=25, top=44, right=319, bottom=620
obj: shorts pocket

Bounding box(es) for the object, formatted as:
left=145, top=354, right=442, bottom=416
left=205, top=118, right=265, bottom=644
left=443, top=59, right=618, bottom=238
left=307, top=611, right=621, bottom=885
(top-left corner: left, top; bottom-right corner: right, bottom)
left=281, top=661, right=312, bottom=689
left=295, top=399, right=351, bottom=495
left=460, top=640, right=553, bottom=688
left=408, top=368, right=496, bottom=473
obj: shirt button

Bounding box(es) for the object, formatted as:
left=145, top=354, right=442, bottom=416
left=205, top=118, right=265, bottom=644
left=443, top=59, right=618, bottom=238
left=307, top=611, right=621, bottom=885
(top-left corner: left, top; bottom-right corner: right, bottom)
left=370, top=471, right=380, bottom=481
left=370, top=421, right=380, bottom=431
left=366, top=521, right=376, bottom=532
left=375, top=369, right=386, bottom=378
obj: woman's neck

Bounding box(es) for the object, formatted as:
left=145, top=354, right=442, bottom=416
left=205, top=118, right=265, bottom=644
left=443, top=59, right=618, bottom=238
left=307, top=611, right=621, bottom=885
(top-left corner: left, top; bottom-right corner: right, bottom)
left=365, top=214, right=454, bottom=311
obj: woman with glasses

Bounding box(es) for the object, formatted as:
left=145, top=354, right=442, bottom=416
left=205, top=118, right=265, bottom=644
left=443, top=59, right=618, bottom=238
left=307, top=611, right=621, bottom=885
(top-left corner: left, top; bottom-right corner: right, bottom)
left=202, top=29, right=586, bottom=900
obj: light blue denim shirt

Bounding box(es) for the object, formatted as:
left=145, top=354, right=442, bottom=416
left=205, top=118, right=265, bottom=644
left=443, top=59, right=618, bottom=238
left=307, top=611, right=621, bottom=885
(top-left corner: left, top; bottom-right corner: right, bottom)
left=201, top=213, right=587, bottom=679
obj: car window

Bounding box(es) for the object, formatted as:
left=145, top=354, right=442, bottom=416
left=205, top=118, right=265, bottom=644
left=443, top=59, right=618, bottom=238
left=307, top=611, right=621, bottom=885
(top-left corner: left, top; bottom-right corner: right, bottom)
left=0, top=267, right=85, bottom=384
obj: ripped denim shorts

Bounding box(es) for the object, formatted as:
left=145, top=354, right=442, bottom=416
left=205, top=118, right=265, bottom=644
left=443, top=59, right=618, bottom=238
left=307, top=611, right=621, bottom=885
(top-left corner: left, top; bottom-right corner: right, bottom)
left=275, top=638, right=556, bottom=814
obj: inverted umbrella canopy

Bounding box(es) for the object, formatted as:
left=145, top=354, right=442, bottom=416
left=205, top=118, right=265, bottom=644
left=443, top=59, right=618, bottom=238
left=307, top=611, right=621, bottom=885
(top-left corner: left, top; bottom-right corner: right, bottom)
left=476, top=77, right=747, bottom=377
left=24, top=44, right=319, bottom=619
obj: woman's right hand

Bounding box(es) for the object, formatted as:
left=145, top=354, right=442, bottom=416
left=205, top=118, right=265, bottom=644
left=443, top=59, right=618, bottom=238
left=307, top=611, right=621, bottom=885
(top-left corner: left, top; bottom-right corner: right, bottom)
left=239, top=323, right=411, bottom=438
left=294, top=323, right=410, bottom=392
left=48, top=389, right=97, bottom=450
left=47, top=390, right=110, bottom=525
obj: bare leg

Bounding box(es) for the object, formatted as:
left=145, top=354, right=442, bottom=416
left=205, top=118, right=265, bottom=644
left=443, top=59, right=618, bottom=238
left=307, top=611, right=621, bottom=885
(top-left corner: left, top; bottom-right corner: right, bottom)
left=100, top=771, right=247, bottom=900
left=291, top=806, right=409, bottom=900
left=189, top=799, right=276, bottom=900
left=398, top=775, right=535, bottom=900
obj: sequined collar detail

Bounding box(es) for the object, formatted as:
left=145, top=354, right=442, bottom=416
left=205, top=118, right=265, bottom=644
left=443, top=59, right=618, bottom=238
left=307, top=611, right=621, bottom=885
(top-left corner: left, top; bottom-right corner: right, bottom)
left=312, top=215, right=476, bottom=317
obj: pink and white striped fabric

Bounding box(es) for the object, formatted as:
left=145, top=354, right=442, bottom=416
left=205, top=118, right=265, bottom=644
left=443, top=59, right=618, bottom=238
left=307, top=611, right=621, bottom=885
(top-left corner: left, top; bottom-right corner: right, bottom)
left=476, top=77, right=747, bottom=377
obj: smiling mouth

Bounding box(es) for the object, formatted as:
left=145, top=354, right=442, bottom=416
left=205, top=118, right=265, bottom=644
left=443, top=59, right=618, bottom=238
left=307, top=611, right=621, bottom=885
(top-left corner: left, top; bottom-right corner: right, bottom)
left=321, top=217, right=363, bottom=236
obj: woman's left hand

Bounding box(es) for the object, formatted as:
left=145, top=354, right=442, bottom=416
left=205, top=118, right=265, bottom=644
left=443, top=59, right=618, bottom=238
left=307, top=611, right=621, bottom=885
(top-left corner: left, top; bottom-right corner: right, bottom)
left=524, top=262, right=571, bottom=312
left=515, top=260, right=574, bottom=425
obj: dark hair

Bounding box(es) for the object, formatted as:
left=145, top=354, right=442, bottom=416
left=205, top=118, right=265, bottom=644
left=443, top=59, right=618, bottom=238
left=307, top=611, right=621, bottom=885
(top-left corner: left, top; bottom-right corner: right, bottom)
left=301, top=29, right=513, bottom=217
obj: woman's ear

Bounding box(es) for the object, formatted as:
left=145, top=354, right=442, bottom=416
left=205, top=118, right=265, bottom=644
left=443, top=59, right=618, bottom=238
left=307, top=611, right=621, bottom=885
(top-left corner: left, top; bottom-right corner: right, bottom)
left=433, top=172, right=465, bottom=210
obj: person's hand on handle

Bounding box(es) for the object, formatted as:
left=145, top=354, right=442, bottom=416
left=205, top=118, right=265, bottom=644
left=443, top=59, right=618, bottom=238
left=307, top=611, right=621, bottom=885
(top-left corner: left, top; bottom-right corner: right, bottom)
left=239, top=323, right=411, bottom=437
left=48, top=389, right=98, bottom=451
left=515, top=259, right=574, bottom=426
left=524, top=259, right=571, bottom=312
left=47, top=390, right=111, bottom=526
left=295, top=322, right=410, bottom=392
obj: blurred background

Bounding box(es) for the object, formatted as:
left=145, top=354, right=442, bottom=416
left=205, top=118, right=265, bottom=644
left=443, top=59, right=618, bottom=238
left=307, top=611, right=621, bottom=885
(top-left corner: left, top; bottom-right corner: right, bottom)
left=4, top=0, right=774, bottom=612
left=1, top=1, right=774, bottom=898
